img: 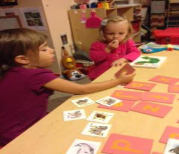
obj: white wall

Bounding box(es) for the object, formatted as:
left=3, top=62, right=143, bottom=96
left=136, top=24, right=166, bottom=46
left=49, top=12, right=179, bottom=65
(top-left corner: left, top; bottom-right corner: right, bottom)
left=42, top=0, right=74, bottom=73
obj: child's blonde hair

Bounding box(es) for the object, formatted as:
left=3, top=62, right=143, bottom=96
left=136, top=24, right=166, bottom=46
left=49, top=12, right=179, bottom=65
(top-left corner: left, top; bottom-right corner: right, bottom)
left=0, top=28, right=47, bottom=77
left=99, top=15, right=133, bottom=43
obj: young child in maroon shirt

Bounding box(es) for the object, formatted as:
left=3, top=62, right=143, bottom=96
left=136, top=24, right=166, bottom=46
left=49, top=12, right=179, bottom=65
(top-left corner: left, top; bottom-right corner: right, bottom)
left=0, top=28, right=135, bottom=146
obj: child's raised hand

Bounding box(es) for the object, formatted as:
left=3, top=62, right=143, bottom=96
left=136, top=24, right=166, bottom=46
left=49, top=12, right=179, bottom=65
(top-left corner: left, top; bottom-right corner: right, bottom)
left=117, top=71, right=135, bottom=85
left=105, top=40, right=119, bottom=53
left=112, top=58, right=128, bottom=67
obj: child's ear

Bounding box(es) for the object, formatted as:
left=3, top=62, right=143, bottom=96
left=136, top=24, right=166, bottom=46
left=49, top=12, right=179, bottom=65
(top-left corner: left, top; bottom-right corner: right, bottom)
left=14, top=55, right=30, bottom=65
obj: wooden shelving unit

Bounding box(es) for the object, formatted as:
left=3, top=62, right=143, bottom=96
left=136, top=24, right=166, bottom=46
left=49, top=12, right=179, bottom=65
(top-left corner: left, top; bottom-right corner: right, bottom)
left=68, top=4, right=141, bottom=52
left=167, top=0, right=179, bottom=27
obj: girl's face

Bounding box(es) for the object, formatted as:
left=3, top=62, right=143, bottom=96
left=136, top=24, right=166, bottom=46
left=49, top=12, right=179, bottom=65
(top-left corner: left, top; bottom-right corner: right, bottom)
left=37, top=42, right=55, bottom=68
left=103, top=21, right=129, bottom=44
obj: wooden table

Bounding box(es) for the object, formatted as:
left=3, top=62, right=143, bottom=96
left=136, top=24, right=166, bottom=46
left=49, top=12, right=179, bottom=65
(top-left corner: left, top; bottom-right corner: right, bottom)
left=1, top=51, right=179, bottom=154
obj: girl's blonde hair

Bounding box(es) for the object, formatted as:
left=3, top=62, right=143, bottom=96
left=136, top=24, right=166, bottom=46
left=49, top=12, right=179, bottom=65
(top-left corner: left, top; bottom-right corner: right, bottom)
left=99, top=15, right=133, bottom=43
left=0, top=28, right=47, bottom=77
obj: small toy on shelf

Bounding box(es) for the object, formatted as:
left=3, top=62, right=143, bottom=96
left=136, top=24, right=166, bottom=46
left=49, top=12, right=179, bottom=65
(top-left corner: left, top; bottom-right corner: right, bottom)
left=61, top=46, right=85, bottom=81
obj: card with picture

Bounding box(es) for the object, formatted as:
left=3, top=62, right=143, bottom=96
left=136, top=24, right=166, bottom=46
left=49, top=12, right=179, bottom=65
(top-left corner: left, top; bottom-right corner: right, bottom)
left=71, top=97, right=95, bottom=107
left=63, top=109, right=86, bottom=121
left=164, top=138, right=179, bottom=154
left=96, top=96, right=122, bottom=107
left=82, top=122, right=111, bottom=137
left=66, top=139, right=101, bottom=154
left=87, top=111, right=114, bottom=123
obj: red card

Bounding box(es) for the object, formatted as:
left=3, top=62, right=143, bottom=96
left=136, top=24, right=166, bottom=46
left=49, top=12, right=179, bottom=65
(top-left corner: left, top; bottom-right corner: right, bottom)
left=125, top=81, right=156, bottom=91
left=98, top=100, right=136, bottom=112
left=141, top=92, right=175, bottom=104
left=111, top=90, right=143, bottom=101
left=102, top=133, right=153, bottom=154
left=168, top=84, right=179, bottom=93
left=160, top=126, right=179, bottom=143
left=131, top=101, right=173, bottom=118
left=149, top=75, right=179, bottom=84
left=115, top=63, right=135, bottom=77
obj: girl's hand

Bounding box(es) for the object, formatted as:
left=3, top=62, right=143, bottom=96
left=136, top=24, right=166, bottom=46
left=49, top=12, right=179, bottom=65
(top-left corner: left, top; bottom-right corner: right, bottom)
left=112, top=58, right=128, bottom=67
left=117, top=71, right=135, bottom=85
left=105, top=40, right=119, bottom=53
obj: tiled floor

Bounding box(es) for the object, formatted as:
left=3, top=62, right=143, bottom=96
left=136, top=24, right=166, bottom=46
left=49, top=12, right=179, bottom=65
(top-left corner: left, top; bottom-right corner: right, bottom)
left=47, top=76, right=91, bottom=112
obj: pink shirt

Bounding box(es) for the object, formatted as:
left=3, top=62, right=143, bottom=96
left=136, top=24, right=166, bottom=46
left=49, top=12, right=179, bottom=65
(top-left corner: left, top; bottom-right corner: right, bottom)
left=88, top=39, right=141, bottom=80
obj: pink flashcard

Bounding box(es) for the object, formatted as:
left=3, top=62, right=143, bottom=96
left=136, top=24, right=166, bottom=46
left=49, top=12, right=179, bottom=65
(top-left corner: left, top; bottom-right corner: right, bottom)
left=131, top=101, right=173, bottom=118
left=168, top=84, right=179, bottom=93
left=160, top=126, right=179, bottom=143
left=141, top=92, right=175, bottom=104
left=98, top=100, right=136, bottom=112
left=149, top=75, right=179, bottom=84
left=111, top=90, right=143, bottom=101
left=125, top=81, right=156, bottom=91
left=102, top=133, right=153, bottom=154
left=115, top=63, right=135, bottom=77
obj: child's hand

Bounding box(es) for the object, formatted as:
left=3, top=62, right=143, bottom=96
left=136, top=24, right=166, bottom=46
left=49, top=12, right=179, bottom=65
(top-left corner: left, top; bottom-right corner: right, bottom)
left=105, top=40, right=119, bottom=53
left=112, top=58, right=128, bottom=67
left=117, top=71, right=135, bottom=85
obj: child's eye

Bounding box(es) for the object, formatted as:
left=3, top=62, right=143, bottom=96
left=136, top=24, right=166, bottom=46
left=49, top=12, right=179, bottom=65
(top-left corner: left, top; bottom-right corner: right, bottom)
left=41, top=49, right=47, bottom=52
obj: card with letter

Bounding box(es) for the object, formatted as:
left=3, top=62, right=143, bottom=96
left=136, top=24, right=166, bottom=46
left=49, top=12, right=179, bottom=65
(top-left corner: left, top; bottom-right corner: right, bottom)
left=131, top=101, right=173, bottom=118
left=141, top=92, right=175, bottom=104
left=164, top=138, right=179, bottom=154
left=63, top=109, right=86, bottom=121
left=95, top=96, right=121, bottom=107
left=98, top=100, right=136, bottom=112
left=125, top=81, right=156, bottom=91
left=160, top=126, right=179, bottom=143
left=66, top=139, right=101, bottom=154
left=87, top=111, right=114, bottom=123
left=115, top=63, right=135, bottom=78
left=168, top=84, right=179, bottom=93
left=149, top=75, right=179, bottom=84
left=102, top=133, right=153, bottom=154
left=82, top=122, right=111, bottom=137
left=71, top=97, right=95, bottom=107
left=111, top=90, right=143, bottom=101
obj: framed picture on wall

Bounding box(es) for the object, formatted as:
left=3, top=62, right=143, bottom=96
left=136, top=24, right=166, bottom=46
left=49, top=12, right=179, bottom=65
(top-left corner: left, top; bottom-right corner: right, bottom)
left=0, top=0, right=18, bottom=6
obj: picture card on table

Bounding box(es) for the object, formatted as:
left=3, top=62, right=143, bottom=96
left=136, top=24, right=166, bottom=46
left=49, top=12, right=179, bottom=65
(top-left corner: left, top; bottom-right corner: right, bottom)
left=160, top=126, right=179, bottom=143
left=82, top=122, right=111, bottom=137
left=130, top=56, right=167, bottom=69
left=141, top=92, right=175, bottom=104
left=164, top=138, right=179, bottom=154
left=71, top=97, right=95, bottom=107
left=125, top=81, right=156, bottom=91
left=87, top=111, right=114, bottom=123
left=102, top=133, right=153, bottom=154
left=168, top=84, right=179, bottom=93
left=98, top=100, right=136, bottom=112
left=111, top=90, right=143, bottom=101
left=131, top=101, right=173, bottom=118
left=115, top=63, right=135, bottom=78
left=63, top=109, right=86, bottom=121
left=149, top=75, right=179, bottom=84
left=95, top=96, right=121, bottom=107
left=66, top=139, right=101, bottom=154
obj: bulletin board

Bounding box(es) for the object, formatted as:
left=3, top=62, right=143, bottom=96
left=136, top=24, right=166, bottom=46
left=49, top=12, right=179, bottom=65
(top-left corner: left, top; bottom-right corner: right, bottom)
left=0, top=15, right=22, bottom=31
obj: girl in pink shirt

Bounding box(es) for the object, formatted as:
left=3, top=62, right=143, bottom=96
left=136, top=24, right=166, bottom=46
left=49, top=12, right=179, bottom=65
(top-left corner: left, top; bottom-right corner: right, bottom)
left=89, top=15, right=141, bottom=80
